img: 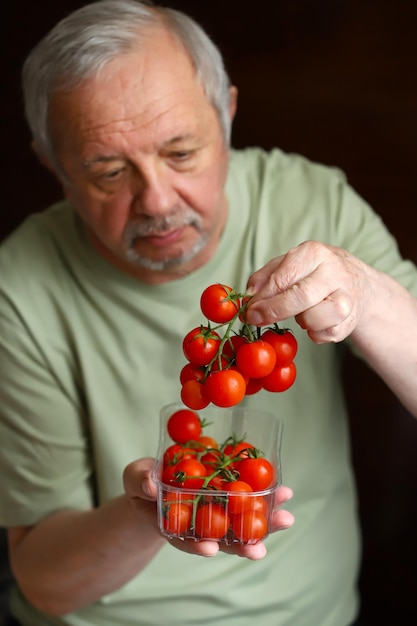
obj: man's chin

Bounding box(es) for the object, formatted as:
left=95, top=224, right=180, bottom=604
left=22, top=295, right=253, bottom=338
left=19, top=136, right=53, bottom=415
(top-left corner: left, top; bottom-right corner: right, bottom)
left=125, top=237, right=208, bottom=272
left=125, top=253, right=185, bottom=272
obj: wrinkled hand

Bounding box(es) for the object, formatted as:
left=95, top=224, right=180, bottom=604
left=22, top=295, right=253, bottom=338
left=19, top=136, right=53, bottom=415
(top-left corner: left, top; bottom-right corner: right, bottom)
left=123, top=459, right=294, bottom=561
left=245, top=241, right=371, bottom=344
left=168, top=485, right=294, bottom=560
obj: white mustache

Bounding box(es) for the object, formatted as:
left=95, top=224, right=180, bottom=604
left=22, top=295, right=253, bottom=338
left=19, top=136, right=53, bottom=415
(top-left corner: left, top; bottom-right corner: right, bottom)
left=124, top=209, right=202, bottom=240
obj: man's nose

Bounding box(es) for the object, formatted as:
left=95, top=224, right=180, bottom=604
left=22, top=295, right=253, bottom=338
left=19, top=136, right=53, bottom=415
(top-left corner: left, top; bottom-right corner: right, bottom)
left=130, top=164, right=178, bottom=216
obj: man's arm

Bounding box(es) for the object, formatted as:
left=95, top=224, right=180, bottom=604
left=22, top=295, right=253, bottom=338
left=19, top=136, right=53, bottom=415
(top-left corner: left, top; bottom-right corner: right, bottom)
left=8, top=481, right=164, bottom=616
left=8, top=458, right=294, bottom=617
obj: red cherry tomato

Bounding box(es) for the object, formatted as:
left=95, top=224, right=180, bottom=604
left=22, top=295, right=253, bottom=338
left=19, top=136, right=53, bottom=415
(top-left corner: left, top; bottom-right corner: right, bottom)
left=206, top=474, right=228, bottom=490
left=194, top=502, right=230, bottom=539
left=261, top=328, right=298, bottom=366
left=204, top=369, right=246, bottom=407
left=179, top=362, right=205, bottom=385
left=181, top=379, right=210, bottom=410
left=200, top=284, right=240, bottom=323
left=163, top=444, right=196, bottom=467
left=167, top=409, right=201, bottom=444
left=161, top=465, right=175, bottom=485
left=221, top=334, right=247, bottom=364
left=223, top=480, right=254, bottom=515
left=236, top=457, right=276, bottom=491
left=172, top=458, right=207, bottom=489
left=209, top=355, right=230, bottom=372
left=196, top=435, right=221, bottom=468
left=260, top=362, right=297, bottom=392
left=245, top=378, right=263, bottom=396
left=163, top=490, right=193, bottom=505
left=200, top=450, right=222, bottom=471
left=161, top=463, right=180, bottom=486
left=251, top=495, right=268, bottom=516
left=196, top=435, right=218, bottom=450
left=182, top=326, right=221, bottom=366
left=235, top=340, right=277, bottom=379
left=163, top=501, right=193, bottom=535
left=223, top=441, right=255, bottom=463
left=231, top=510, right=268, bottom=543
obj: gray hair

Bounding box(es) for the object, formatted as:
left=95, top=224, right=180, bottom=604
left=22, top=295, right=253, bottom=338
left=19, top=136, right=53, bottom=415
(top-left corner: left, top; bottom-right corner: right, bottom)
left=22, top=0, right=232, bottom=169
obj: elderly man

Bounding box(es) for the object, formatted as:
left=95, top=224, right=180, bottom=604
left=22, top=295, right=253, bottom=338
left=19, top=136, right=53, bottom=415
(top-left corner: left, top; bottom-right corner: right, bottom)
left=1, top=1, right=416, bottom=625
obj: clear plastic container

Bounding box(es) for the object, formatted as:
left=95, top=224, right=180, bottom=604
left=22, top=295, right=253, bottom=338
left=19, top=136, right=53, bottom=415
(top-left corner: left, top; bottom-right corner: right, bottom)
left=153, top=402, right=283, bottom=545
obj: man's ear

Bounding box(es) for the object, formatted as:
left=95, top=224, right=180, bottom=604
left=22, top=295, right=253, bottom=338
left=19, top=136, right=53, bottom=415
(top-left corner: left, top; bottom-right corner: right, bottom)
left=229, top=85, right=238, bottom=122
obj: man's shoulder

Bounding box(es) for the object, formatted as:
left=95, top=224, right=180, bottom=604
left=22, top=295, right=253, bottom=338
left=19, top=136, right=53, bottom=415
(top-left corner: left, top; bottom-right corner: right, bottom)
left=2, top=198, right=72, bottom=245
left=230, top=146, right=345, bottom=176
left=229, top=147, right=346, bottom=192
left=0, top=200, right=83, bottom=309
left=0, top=200, right=76, bottom=269
left=228, top=147, right=347, bottom=213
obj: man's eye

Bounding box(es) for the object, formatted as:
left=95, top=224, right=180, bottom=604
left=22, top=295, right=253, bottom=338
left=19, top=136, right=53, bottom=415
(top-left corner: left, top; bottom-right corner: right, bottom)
left=102, top=168, right=124, bottom=180
left=172, top=151, right=192, bottom=160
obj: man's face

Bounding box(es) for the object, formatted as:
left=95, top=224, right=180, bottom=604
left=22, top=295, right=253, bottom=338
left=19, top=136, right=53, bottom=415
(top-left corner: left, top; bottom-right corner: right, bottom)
left=48, top=28, right=234, bottom=283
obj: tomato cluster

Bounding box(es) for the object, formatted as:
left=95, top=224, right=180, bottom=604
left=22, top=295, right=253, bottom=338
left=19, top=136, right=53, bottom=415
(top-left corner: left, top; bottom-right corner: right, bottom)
left=180, top=283, right=298, bottom=409
left=159, top=408, right=277, bottom=543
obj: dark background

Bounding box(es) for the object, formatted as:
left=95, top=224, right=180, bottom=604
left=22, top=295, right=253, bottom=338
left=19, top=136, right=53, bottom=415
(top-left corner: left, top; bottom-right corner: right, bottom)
left=2, top=1, right=417, bottom=624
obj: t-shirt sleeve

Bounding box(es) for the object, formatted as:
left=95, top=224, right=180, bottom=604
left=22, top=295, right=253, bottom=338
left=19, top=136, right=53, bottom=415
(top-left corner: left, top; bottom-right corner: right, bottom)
left=330, top=177, right=417, bottom=295
left=0, top=308, right=94, bottom=526
left=261, top=148, right=417, bottom=295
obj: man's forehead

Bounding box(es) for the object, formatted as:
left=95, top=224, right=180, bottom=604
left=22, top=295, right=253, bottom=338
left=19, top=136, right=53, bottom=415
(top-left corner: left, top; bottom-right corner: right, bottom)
left=50, top=70, right=208, bottom=141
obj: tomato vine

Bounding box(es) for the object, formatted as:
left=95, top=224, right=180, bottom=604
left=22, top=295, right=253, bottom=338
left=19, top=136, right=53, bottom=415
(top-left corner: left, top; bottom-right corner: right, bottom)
left=180, top=282, right=298, bottom=408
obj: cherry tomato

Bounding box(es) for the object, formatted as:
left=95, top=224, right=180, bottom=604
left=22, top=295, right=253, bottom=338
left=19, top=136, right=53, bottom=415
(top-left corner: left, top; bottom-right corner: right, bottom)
left=250, top=495, right=268, bottom=516
left=163, top=501, right=193, bottom=535
left=167, top=409, right=201, bottom=444
left=221, top=334, right=247, bottom=364
left=182, top=326, right=221, bottom=366
left=181, top=379, right=210, bottom=410
left=196, top=435, right=218, bottom=450
left=209, top=355, right=229, bottom=372
left=200, top=284, right=240, bottom=323
left=236, top=457, right=276, bottom=491
left=172, top=458, right=207, bottom=489
left=194, top=502, right=230, bottom=539
left=260, top=362, right=297, bottom=392
left=179, top=362, right=205, bottom=385
left=196, top=436, right=221, bottom=468
left=196, top=435, right=222, bottom=469
left=200, top=449, right=222, bottom=470
left=245, top=378, right=263, bottom=396
left=163, top=444, right=196, bottom=467
left=206, top=474, right=228, bottom=490
left=204, top=369, right=246, bottom=408
left=161, top=463, right=180, bottom=486
left=235, top=340, right=277, bottom=378
left=228, top=365, right=249, bottom=385
left=231, top=510, right=268, bottom=543
left=223, top=480, right=253, bottom=515
left=163, top=490, right=193, bottom=505
left=262, top=328, right=298, bottom=366
left=223, top=440, right=255, bottom=462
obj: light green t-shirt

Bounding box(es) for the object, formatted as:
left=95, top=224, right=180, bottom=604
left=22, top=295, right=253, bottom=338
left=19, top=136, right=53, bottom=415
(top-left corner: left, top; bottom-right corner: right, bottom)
left=1, top=148, right=416, bottom=626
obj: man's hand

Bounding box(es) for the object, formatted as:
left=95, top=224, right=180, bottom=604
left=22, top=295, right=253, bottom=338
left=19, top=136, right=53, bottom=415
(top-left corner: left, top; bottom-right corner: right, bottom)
left=123, top=460, right=294, bottom=561
left=168, top=485, right=294, bottom=560
left=244, top=240, right=369, bottom=344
